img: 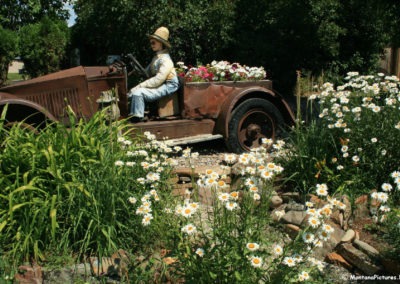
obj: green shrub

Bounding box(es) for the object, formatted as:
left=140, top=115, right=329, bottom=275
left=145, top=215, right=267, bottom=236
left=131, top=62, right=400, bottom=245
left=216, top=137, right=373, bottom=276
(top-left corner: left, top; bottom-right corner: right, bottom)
left=18, top=16, right=69, bottom=78
left=279, top=72, right=400, bottom=197
left=277, top=117, right=339, bottom=195
left=0, top=107, right=177, bottom=266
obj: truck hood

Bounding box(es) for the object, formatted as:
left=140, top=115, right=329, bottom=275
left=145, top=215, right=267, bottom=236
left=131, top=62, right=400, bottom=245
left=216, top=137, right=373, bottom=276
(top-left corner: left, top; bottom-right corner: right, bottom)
left=0, top=66, right=112, bottom=92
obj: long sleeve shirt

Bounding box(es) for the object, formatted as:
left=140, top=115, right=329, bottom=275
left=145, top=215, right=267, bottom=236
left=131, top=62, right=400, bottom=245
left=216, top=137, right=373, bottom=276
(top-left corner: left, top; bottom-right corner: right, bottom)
left=139, top=50, right=177, bottom=88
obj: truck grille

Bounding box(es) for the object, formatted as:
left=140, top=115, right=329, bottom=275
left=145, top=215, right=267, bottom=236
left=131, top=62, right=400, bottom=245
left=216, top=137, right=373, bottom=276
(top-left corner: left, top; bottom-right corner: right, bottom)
left=26, top=88, right=80, bottom=118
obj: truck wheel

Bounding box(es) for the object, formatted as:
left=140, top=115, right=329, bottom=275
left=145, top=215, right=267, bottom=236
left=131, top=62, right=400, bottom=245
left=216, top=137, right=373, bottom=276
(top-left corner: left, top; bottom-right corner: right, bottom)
left=227, top=98, right=284, bottom=153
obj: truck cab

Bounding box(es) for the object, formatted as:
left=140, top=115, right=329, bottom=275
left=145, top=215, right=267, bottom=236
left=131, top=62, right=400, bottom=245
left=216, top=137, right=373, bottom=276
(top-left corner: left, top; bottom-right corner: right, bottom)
left=0, top=56, right=295, bottom=153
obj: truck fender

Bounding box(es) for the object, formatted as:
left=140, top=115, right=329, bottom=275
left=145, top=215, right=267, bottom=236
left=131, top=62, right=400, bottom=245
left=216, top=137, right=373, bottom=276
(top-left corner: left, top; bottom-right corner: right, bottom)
left=0, top=94, right=57, bottom=126
left=215, top=87, right=295, bottom=139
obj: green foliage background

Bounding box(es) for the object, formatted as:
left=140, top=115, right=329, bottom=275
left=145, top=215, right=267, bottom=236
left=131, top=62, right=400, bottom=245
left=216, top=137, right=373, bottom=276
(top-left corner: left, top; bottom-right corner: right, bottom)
left=0, top=27, right=18, bottom=85
left=19, top=17, right=70, bottom=78
left=0, top=0, right=69, bottom=81
left=1, top=0, right=400, bottom=91
left=71, top=0, right=400, bottom=93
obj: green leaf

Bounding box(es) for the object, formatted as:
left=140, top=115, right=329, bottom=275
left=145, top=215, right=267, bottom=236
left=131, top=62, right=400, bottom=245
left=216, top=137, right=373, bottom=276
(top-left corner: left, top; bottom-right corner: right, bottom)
left=11, top=202, right=32, bottom=211
left=0, top=220, right=7, bottom=232
left=50, top=194, right=57, bottom=240
left=234, top=271, right=242, bottom=281
left=209, top=271, right=217, bottom=280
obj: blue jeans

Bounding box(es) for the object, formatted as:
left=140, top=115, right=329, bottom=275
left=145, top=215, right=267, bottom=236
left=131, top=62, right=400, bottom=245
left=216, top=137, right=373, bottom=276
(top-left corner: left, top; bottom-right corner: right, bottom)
left=128, top=77, right=180, bottom=117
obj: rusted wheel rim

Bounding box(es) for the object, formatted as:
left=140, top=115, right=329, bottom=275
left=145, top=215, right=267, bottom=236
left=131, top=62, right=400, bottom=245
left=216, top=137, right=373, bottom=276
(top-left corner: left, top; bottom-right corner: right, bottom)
left=237, top=109, right=275, bottom=150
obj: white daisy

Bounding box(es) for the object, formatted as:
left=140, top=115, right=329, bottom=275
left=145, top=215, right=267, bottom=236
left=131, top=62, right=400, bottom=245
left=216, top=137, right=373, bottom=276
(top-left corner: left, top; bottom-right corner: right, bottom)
left=381, top=183, right=393, bottom=192
left=181, top=224, right=197, bottom=235
left=195, top=248, right=204, bottom=257
left=246, top=243, right=260, bottom=251
left=282, top=257, right=296, bottom=267
left=273, top=245, right=283, bottom=255
left=250, top=256, right=263, bottom=268
left=302, top=232, right=315, bottom=244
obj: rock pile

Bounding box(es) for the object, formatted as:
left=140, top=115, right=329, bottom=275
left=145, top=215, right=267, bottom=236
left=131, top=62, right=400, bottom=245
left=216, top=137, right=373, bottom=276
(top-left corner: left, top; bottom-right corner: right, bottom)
left=270, top=192, right=400, bottom=278
left=171, top=164, right=400, bottom=279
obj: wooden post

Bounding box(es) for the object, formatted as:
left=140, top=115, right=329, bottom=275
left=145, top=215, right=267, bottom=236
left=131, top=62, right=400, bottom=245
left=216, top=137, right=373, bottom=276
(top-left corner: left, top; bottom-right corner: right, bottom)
left=379, top=48, right=392, bottom=74
left=394, top=48, right=400, bottom=78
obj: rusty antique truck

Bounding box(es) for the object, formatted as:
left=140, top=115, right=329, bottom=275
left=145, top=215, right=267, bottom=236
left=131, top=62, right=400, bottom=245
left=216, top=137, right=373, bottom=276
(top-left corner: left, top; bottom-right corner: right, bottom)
left=0, top=55, right=296, bottom=153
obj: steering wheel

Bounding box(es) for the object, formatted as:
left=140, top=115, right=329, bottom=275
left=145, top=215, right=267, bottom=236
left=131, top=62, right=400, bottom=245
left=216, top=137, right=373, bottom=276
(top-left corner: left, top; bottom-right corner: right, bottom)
left=107, top=59, right=126, bottom=75
left=125, top=54, right=148, bottom=78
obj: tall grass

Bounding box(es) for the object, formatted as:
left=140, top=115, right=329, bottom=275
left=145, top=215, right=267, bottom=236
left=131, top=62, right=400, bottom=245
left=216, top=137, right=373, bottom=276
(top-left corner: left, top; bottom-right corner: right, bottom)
left=279, top=72, right=400, bottom=197
left=0, top=106, right=174, bottom=266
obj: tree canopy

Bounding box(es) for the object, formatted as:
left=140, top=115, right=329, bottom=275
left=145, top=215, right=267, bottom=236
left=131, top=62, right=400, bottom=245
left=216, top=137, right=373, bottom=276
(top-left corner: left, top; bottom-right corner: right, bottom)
left=1, top=0, right=399, bottom=92
left=19, top=17, right=70, bottom=78
left=0, top=27, right=18, bottom=85
left=0, top=0, right=69, bottom=31
left=71, top=0, right=399, bottom=93
left=0, top=0, right=71, bottom=83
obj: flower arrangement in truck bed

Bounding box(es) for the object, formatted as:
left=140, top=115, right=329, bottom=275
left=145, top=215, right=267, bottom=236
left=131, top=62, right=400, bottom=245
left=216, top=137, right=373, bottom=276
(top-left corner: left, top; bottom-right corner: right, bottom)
left=176, top=60, right=267, bottom=82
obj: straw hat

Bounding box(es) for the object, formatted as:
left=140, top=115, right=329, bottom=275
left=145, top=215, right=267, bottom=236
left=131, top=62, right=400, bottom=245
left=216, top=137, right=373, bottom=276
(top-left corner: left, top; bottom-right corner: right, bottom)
left=148, top=27, right=171, bottom=48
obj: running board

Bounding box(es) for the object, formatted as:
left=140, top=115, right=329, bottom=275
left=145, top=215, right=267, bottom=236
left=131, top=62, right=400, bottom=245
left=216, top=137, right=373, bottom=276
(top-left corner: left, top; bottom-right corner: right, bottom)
left=165, top=134, right=223, bottom=146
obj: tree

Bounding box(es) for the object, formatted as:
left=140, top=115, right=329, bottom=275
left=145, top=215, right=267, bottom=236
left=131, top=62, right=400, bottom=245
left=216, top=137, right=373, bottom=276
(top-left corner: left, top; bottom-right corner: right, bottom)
left=19, top=17, right=70, bottom=78
left=0, top=26, right=18, bottom=85
left=72, top=0, right=235, bottom=66
left=0, top=0, right=69, bottom=31
left=69, top=0, right=400, bottom=93
left=231, top=0, right=345, bottom=92
left=334, top=0, right=394, bottom=73
left=0, top=0, right=70, bottom=83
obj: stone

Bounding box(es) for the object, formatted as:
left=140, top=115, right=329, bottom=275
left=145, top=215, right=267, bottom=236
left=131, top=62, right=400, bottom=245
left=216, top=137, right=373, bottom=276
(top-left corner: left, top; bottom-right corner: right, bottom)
left=339, top=212, right=344, bottom=228
left=174, top=165, right=230, bottom=178
left=173, top=167, right=198, bottom=177
left=171, top=183, right=192, bottom=197
left=369, top=189, right=380, bottom=216
left=341, top=229, right=356, bottom=243
left=353, top=195, right=370, bottom=219
left=325, top=252, right=353, bottom=270
left=330, top=209, right=341, bottom=225
left=322, top=263, right=355, bottom=284
left=231, top=162, right=246, bottom=176
left=337, top=243, right=382, bottom=275
left=285, top=203, right=305, bottom=211
left=197, top=187, right=215, bottom=206
left=90, top=256, right=119, bottom=276
left=281, top=192, right=300, bottom=203
left=72, top=263, right=91, bottom=276
left=341, top=195, right=352, bottom=230
left=307, top=194, right=328, bottom=207
left=42, top=267, right=75, bottom=283
left=111, top=249, right=130, bottom=278
left=179, top=176, right=192, bottom=183
left=14, top=264, right=43, bottom=284
left=312, top=221, right=345, bottom=260
left=281, top=210, right=307, bottom=226
left=168, top=176, right=179, bottom=184
left=271, top=204, right=287, bottom=222
left=270, top=195, right=283, bottom=208
left=353, top=239, right=380, bottom=260
left=284, top=224, right=301, bottom=239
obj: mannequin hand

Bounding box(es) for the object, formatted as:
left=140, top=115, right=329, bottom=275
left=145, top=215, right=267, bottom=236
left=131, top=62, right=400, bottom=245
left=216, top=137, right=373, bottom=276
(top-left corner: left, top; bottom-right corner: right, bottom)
left=127, top=84, right=142, bottom=98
